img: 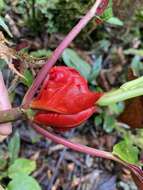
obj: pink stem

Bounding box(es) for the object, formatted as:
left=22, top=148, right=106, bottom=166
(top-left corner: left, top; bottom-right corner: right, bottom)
left=32, top=124, right=143, bottom=184
left=32, top=123, right=119, bottom=162
left=22, top=0, right=107, bottom=107
left=0, top=71, right=12, bottom=135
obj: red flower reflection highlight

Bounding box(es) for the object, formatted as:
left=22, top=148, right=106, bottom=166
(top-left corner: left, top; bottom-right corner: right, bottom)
left=31, top=66, right=102, bottom=131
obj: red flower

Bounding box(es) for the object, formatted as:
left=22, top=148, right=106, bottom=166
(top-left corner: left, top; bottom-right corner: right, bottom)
left=31, top=66, right=102, bottom=131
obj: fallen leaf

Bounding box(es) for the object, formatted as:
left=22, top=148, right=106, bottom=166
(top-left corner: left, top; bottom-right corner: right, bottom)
left=119, top=69, right=143, bottom=128
left=0, top=32, right=24, bottom=78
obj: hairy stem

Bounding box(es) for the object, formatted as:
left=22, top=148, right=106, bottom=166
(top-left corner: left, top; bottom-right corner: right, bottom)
left=22, top=0, right=107, bottom=107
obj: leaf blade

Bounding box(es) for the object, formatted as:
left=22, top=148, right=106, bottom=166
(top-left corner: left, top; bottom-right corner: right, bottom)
left=62, top=48, right=91, bottom=79
left=8, top=131, right=20, bottom=165
left=113, top=140, right=139, bottom=164
left=7, top=174, right=41, bottom=190
left=8, top=158, right=36, bottom=179
left=0, top=16, right=13, bottom=37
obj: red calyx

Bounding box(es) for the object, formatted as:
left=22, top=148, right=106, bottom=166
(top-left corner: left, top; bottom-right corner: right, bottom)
left=31, top=66, right=103, bottom=131
left=34, top=107, right=96, bottom=131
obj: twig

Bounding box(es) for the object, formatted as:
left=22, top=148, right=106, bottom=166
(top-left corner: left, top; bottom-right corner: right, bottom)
left=47, top=148, right=67, bottom=190
left=47, top=130, right=74, bottom=190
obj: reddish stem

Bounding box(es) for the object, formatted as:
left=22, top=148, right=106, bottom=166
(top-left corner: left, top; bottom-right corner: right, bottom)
left=32, top=123, right=119, bottom=162
left=22, top=0, right=108, bottom=108
left=32, top=124, right=143, bottom=185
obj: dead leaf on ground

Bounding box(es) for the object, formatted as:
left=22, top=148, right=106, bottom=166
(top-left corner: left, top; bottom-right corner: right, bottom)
left=119, top=69, right=143, bottom=128
left=0, top=32, right=25, bottom=78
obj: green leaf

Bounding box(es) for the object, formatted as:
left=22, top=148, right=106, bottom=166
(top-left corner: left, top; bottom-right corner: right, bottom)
left=100, top=0, right=113, bottom=21
left=109, top=102, right=124, bottom=115
left=62, top=48, right=91, bottom=79
left=8, top=131, right=20, bottom=165
left=107, top=17, right=123, bottom=26
left=0, top=0, right=4, bottom=11
left=98, top=39, right=111, bottom=52
left=7, top=174, right=41, bottom=190
left=131, top=55, right=143, bottom=76
left=8, top=159, right=36, bottom=179
left=89, top=56, right=102, bottom=82
left=124, top=49, right=143, bottom=57
left=94, top=115, right=102, bottom=126
left=30, top=49, right=52, bottom=58
left=21, top=69, right=34, bottom=87
left=0, top=16, right=13, bottom=37
left=113, top=140, right=139, bottom=164
left=103, top=113, right=116, bottom=133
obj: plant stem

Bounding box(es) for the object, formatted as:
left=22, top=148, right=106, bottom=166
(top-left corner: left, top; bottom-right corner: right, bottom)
left=121, top=76, right=143, bottom=90
left=97, top=87, right=143, bottom=106
left=22, top=0, right=107, bottom=108
left=0, top=71, right=12, bottom=134
left=32, top=124, right=143, bottom=183
left=97, top=75, right=143, bottom=106
left=32, top=123, right=121, bottom=163
left=0, top=107, right=25, bottom=124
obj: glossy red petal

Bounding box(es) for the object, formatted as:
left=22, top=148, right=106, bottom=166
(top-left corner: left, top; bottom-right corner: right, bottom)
left=31, top=66, right=103, bottom=114
left=33, top=107, right=96, bottom=131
